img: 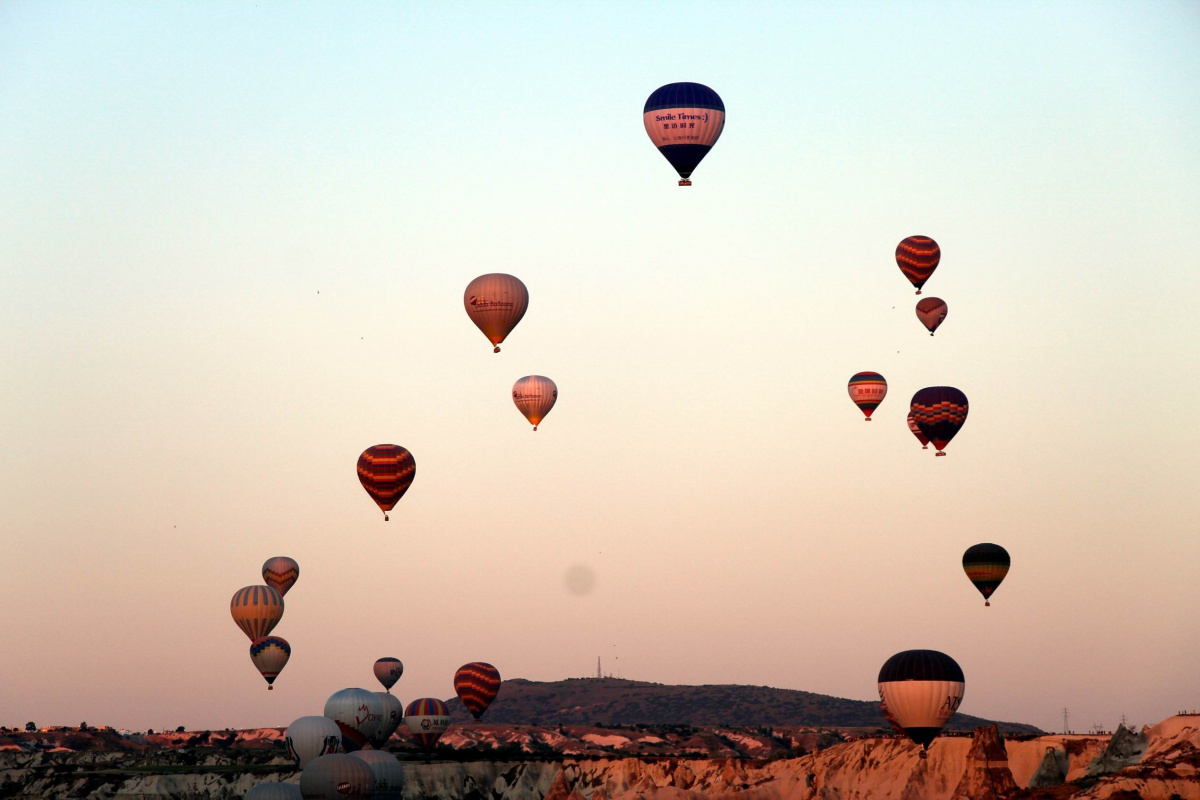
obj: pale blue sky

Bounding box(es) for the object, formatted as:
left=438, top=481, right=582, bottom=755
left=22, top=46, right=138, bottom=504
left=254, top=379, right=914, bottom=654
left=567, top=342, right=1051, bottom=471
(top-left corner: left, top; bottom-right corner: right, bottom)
left=1, top=2, right=1198, bottom=735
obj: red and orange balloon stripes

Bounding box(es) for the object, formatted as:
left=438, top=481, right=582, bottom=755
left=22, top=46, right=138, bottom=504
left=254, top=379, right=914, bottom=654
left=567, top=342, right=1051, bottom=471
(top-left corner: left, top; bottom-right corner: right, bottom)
left=357, top=445, right=416, bottom=521
left=907, top=414, right=930, bottom=449
left=454, top=662, right=502, bottom=720
left=230, top=585, right=284, bottom=641
left=847, top=372, right=887, bottom=420
left=896, top=236, right=940, bottom=294
left=262, top=556, right=299, bottom=596
left=909, top=386, right=969, bottom=456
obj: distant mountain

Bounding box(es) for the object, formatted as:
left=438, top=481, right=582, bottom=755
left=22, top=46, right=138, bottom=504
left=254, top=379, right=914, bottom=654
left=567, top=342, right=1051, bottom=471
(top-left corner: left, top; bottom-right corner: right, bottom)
left=444, top=678, right=1043, bottom=734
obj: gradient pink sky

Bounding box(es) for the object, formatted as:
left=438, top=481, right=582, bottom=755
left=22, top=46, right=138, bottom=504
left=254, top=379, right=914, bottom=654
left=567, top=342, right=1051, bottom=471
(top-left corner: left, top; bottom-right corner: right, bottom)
left=1, top=2, right=1198, bottom=735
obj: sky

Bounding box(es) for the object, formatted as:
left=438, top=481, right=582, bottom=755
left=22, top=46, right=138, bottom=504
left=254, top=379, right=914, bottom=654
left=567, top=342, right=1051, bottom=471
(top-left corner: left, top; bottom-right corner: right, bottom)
left=1, top=1, right=1198, bottom=736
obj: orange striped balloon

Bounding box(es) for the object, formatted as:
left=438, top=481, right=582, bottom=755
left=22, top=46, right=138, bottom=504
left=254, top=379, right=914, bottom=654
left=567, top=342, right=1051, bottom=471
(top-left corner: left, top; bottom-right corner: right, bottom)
left=230, top=585, right=284, bottom=641
left=464, top=274, right=529, bottom=353
left=454, top=662, right=502, bottom=720
left=357, top=445, right=416, bottom=521
left=262, top=556, right=299, bottom=597
left=896, top=236, right=940, bottom=294
left=512, top=376, right=557, bottom=431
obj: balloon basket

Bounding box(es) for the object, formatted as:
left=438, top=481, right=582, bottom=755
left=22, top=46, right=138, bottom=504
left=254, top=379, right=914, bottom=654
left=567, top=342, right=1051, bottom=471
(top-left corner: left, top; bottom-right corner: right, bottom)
left=268, top=685, right=273, bottom=691
left=985, top=601, right=991, bottom=607
left=493, top=346, right=501, bottom=353
left=384, top=512, right=390, bottom=521
left=532, top=426, right=538, bottom=431
left=922, top=445, right=928, bottom=449
left=915, top=290, right=922, bottom=295
left=864, top=417, right=872, bottom=422
left=935, top=452, right=947, bottom=457
left=678, top=180, right=692, bottom=186
left=919, top=750, right=928, bottom=759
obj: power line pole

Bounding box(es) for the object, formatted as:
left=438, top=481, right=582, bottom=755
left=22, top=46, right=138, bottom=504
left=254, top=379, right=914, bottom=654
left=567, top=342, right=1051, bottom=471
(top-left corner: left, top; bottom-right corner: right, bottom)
left=596, top=656, right=601, bottom=679
left=1063, top=708, right=1069, bottom=734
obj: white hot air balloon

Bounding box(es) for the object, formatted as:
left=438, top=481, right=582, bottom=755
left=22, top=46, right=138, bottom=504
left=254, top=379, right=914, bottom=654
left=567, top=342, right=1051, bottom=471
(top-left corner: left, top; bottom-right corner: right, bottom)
left=324, top=688, right=384, bottom=752
left=463, top=273, right=529, bottom=353
left=371, top=692, right=404, bottom=748
left=246, top=782, right=303, bottom=800
left=299, top=754, right=375, bottom=799
left=285, top=716, right=342, bottom=769
left=350, top=750, right=405, bottom=800
left=512, top=375, right=557, bottom=431
left=877, top=649, right=965, bottom=758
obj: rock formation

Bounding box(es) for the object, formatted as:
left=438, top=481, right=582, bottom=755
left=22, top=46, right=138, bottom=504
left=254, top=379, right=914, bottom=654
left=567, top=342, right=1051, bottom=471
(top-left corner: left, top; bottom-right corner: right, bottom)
left=949, top=724, right=1018, bottom=800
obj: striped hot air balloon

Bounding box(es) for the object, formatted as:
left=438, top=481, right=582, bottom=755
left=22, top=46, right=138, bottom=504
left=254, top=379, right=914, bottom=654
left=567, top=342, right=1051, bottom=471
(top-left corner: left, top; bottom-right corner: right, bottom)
left=373, top=657, right=403, bottom=692
left=643, top=82, right=725, bottom=186
left=512, top=376, right=557, bottom=431
left=454, top=662, right=502, bottom=720
left=962, top=543, right=1011, bottom=606
left=357, top=445, right=416, bottom=521
left=464, top=274, right=528, bottom=353
left=907, top=414, right=930, bottom=449
left=230, top=585, right=284, bottom=641
left=877, top=649, right=965, bottom=757
left=403, top=698, right=450, bottom=752
left=910, top=387, right=968, bottom=456
left=848, top=372, right=887, bottom=421
left=250, top=636, right=291, bottom=689
left=915, top=297, right=948, bottom=336
left=262, top=557, right=299, bottom=597
left=896, top=236, right=940, bottom=294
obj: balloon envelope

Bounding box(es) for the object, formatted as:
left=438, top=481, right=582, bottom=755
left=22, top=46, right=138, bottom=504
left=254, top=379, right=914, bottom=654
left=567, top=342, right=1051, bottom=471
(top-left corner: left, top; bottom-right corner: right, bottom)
left=848, top=372, right=887, bottom=420
left=262, top=557, right=299, bottom=596
left=896, top=236, right=940, bottom=294
left=373, top=657, right=403, bottom=691
left=230, top=585, right=284, bottom=641
left=403, top=698, right=450, bottom=751
left=324, top=688, right=385, bottom=752
left=877, top=650, right=965, bottom=754
left=250, top=636, right=290, bottom=688
left=371, top=692, right=404, bottom=748
left=512, top=376, right=557, bottom=431
left=910, top=387, right=969, bottom=455
left=286, top=716, right=342, bottom=769
left=915, top=297, right=947, bottom=335
left=454, top=662, right=502, bottom=720
left=247, top=783, right=302, bottom=800
left=300, top=754, right=375, bottom=799
left=643, top=82, right=725, bottom=184
left=907, top=414, right=930, bottom=449
left=962, top=543, right=1011, bottom=606
left=463, top=273, right=528, bottom=352
left=357, top=445, right=416, bottom=521
left=349, top=750, right=405, bottom=800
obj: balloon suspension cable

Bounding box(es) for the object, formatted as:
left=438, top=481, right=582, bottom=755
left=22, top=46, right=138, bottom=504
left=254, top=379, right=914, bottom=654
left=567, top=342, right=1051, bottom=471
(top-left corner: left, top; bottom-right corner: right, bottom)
left=678, top=179, right=692, bottom=186
left=493, top=346, right=501, bottom=353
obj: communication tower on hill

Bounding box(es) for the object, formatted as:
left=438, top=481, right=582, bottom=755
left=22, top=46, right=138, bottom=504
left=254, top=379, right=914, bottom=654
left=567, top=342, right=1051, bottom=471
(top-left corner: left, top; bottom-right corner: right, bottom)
left=597, top=657, right=601, bottom=679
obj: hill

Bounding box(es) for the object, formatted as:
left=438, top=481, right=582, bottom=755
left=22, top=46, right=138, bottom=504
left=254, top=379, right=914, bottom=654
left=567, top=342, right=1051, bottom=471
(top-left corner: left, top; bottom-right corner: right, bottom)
left=444, top=677, right=1043, bottom=734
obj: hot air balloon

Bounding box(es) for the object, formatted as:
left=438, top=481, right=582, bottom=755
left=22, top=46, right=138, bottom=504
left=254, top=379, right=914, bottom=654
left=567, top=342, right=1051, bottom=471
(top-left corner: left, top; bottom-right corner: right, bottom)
left=877, top=649, right=965, bottom=757
left=404, top=698, right=450, bottom=752
left=463, top=274, right=528, bottom=353
left=848, top=372, right=887, bottom=421
left=643, top=82, right=725, bottom=186
left=247, top=783, right=303, bottom=800
left=250, top=636, right=291, bottom=689
left=512, top=376, right=557, bottom=431
left=896, top=236, right=940, bottom=294
left=357, top=445, right=416, bottom=521
left=915, top=297, right=947, bottom=336
left=962, top=543, right=1010, bottom=606
left=285, top=716, right=342, bottom=768
left=907, top=414, right=930, bottom=449
left=230, top=585, right=284, bottom=641
left=373, top=657, right=403, bottom=692
left=300, top=754, right=375, bottom=799
left=350, top=750, right=405, bottom=800
left=262, top=557, right=299, bottom=596
left=454, top=662, right=502, bottom=720
left=371, top=692, right=404, bottom=748
left=910, top=387, right=969, bottom=456
left=324, top=688, right=384, bottom=752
